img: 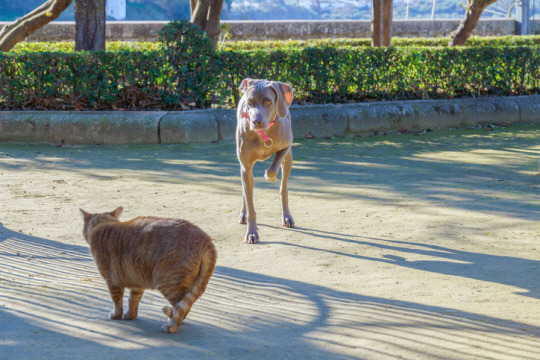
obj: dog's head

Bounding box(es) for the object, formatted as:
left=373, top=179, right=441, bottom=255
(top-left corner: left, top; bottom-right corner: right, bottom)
left=239, top=78, right=293, bottom=131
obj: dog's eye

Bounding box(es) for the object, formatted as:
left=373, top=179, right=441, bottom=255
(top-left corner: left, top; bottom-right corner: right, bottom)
left=247, top=98, right=255, bottom=106
left=264, top=98, right=272, bottom=105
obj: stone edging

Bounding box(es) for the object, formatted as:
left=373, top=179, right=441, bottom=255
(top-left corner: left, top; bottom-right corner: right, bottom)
left=0, top=95, right=538, bottom=145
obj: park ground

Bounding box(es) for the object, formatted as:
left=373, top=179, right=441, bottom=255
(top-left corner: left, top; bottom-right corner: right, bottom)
left=0, top=125, right=539, bottom=359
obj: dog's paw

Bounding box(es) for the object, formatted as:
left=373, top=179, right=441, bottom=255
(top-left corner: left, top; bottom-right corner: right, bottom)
left=244, top=231, right=260, bottom=244
left=239, top=211, right=247, bottom=224
left=282, top=215, right=295, bottom=228
left=264, top=169, right=277, bottom=183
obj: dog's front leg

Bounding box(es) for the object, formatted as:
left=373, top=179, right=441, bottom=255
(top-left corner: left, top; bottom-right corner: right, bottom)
left=241, top=163, right=259, bottom=244
left=265, top=147, right=291, bottom=183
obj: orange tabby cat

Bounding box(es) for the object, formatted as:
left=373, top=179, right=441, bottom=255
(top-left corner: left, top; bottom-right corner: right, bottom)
left=79, top=207, right=217, bottom=333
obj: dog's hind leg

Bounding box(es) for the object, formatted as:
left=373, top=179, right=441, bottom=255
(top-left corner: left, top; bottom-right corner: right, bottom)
left=280, top=149, right=294, bottom=228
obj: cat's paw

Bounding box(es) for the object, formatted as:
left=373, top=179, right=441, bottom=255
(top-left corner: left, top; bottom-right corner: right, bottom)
left=282, top=215, right=295, bottom=228
left=109, top=311, right=123, bottom=320
left=161, top=323, right=180, bottom=333
left=123, top=311, right=137, bottom=320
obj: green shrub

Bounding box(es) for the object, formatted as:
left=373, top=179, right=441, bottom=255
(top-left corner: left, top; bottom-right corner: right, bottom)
left=158, top=20, right=218, bottom=108
left=1, top=43, right=539, bottom=110
left=221, top=35, right=540, bottom=51
left=11, top=35, right=540, bottom=53
left=0, top=51, right=172, bottom=110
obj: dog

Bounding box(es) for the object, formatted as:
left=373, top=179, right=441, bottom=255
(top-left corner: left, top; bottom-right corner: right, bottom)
left=236, top=78, right=295, bottom=244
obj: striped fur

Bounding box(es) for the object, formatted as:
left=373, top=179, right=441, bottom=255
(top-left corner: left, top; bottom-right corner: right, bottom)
left=80, top=207, right=217, bottom=333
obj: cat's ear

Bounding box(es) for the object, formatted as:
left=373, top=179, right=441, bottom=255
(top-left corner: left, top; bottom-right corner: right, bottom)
left=79, top=209, right=90, bottom=219
left=110, top=206, right=123, bottom=219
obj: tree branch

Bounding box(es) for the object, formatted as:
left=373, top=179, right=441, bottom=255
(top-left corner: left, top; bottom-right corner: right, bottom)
left=449, top=0, right=498, bottom=46
left=0, top=0, right=73, bottom=52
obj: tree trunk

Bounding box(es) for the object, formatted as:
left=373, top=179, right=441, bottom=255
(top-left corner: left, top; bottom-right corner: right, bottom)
left=371, top=0, right=382, bottom=47
left=449, top=0, right=498, bottom=46
left=191, top=0, right=210, bottom=30
left=205, top=0, right=224, bottom=46
left=75, top=0, right=106, bottom=51
left=382, top=0, right=393, bottom=47
left=190, top=0, right=224, bottom=47
left=0, top=0, right=73, bottom=52
left=190, top=0, right=198, bottom=15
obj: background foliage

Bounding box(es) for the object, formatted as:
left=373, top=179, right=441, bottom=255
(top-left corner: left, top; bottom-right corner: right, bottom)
left=1, top=23, right=539, bottom=111
left=3, top=0, right=538, bottom=21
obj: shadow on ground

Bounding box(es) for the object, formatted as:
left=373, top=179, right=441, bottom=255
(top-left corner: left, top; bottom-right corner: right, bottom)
left=0, top=126, right=538, bottom=221
left=264, top=224, right=540, bottom=300
left=1, top=224, right=539, bottom=360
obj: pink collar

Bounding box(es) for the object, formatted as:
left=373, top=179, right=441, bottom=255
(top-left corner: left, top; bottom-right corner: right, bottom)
left=241, top=108, right=275, bottom=148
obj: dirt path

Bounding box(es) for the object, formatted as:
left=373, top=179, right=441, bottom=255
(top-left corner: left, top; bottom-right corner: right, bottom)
left=1, top=125, right=539, bottom=359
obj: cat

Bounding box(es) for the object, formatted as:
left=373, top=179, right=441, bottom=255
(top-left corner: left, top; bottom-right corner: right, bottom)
left=79, top=207, right=217, bottom=333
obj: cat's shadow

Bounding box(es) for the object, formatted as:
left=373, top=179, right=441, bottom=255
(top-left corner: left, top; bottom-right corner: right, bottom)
left=1, top=223, right=540, bottom=359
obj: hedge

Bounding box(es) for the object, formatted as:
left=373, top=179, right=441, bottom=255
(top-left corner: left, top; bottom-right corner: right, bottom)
left=11, top=35, right=540, bottom=53
left=221, top=35, right=540, bottom=51
left=1, top=22, right=539, bottom=110
left=1, top=46, right=539, bottom=111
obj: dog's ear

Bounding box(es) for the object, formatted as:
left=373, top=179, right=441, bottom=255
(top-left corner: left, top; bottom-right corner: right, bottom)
left=239, top=78, right=256, bottom=93
left=270, top=82, right=293, bottom=118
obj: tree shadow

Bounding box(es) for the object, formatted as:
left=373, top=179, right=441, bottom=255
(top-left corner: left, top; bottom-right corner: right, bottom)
left=1, top=223, right=539, bottom=359
left=263, top=224, right=540, bottom=300
left=1, top=127, right=538, bottom=221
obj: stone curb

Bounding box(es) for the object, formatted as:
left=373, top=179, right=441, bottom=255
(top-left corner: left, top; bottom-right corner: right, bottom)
left=0, top=111, right=165, bottom=144
left=159, top=111, right=219, bottom=144
left=0, top=96, right=538, bottom=145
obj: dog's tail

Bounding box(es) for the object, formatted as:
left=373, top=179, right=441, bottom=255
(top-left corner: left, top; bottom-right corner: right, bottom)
left=162, top=240, right=217, bottom=332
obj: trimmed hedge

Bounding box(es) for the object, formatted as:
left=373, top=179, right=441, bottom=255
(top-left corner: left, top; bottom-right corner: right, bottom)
left=0, top=51, right=172, bottom=110
left=215, top=46, right=540, bottom=105
left=221, top=35, right=540, bottom=51
left=1, top=26, right=539, bottom=110
left=11, top=35, right=540, bottom=53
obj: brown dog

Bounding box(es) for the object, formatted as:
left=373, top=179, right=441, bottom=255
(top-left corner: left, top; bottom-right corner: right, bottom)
left=236, top=78, right=294, bottom=244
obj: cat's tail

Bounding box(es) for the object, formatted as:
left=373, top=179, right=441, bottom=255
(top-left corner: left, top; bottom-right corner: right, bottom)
left=162, top=240, right=217, bottom=330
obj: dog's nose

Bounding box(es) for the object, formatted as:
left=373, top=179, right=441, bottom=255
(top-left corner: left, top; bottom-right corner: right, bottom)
left=252, top=119, right=263, bottom=128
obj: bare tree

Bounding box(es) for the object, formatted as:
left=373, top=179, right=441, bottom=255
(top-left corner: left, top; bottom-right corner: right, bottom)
left=190, top=0, right=224, bottom=47
left=75, top=0, right=106, bottom=51
left=0, top=0, right=73, bottom=52
left=450, top=0, right=498, bottom=46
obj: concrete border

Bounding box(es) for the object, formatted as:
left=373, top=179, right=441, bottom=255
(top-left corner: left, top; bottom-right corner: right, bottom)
left=0, top=111, right=165, bottom=145
left=0, top=95, right=538, bottom=144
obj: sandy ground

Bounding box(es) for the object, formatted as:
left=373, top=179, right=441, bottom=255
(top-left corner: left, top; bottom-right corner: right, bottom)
left=0, top=125, right=539, bottom=360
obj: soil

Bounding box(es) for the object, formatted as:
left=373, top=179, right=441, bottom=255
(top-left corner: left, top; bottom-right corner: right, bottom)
left=0, top=125, right=539, bottom=360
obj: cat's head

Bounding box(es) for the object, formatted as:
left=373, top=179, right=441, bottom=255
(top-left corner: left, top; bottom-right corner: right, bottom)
left=79, top=207, right=123, bottom=242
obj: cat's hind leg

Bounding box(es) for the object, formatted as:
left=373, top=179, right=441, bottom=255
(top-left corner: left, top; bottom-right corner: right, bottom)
left=161, top=244, right=216, bottom=333
left=106, top=283, right=124, bottom=320
left=124, top=288, right=144, bottom=320
left=160, top=291, right=186, bottom=333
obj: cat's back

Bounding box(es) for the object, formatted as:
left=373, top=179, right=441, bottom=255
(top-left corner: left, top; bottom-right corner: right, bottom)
left=88, top=216, right=215, bottom=289
left=90, top=216, right=212, bottom=252
left=128, top=216, right=212, bottom=246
